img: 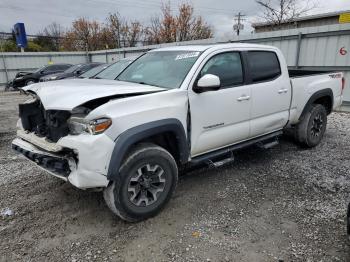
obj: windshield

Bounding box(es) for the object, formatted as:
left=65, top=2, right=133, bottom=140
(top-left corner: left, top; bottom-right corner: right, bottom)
left=80, top=64, right=107, bottom=78
left=64, top=64, right=81, bottom=73
left=117, top=51, right=201, bottom=89
left=34, top=65, right=47, bottom=73
left=94, top=59, right=133, bottom=80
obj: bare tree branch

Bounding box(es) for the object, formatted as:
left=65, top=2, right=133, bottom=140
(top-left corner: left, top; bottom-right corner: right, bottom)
left=256, top=0, right=318, bottom=27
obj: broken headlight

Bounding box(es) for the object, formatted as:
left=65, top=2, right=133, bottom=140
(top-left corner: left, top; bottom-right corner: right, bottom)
left=68, top=117, right=112, bottom=135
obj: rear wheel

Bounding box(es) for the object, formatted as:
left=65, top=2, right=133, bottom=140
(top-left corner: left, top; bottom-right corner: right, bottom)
left=103, top=143, right=178, bottom=222
left=295, top=104, right=327, bottom=148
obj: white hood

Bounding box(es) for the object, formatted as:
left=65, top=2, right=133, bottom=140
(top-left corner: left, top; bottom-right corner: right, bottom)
left=23, top=79, right=166, bottom=110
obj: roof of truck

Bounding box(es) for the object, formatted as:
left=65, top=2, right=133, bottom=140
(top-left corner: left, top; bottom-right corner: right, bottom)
left=150, top=43, right=277, bottom=52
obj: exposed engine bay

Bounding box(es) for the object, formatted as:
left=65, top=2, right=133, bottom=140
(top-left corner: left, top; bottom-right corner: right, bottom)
left=19, top=97, right=73, bottom=143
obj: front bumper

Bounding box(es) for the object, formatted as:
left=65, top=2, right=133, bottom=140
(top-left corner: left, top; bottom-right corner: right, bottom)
left=12, top=78, right=26, bottom=88
left=12, top=132, right=114, bottom=189
left=12, top=138, right=73, bottom=181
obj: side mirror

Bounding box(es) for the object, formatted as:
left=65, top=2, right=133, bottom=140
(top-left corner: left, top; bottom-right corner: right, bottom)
left=40, top=70, right=45, bottom=74
left=193, top=74, right=221, bottom=93
left=75, top=70, right=82, bottom=75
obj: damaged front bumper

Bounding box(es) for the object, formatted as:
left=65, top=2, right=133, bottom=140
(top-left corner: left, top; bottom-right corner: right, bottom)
left=12, top=131, right=114, bottom=189
left=12, top=138, right=73, bottom=181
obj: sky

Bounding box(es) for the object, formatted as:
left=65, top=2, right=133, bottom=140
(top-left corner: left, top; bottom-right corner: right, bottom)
left=0, top=0, right=350, bottom=37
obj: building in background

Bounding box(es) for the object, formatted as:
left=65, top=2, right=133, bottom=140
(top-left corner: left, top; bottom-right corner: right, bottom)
left=252, top=10, right=350, bottom=33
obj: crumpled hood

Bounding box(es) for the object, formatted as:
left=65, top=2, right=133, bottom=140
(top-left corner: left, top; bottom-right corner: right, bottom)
left=23, top=79, right=166, bottom=110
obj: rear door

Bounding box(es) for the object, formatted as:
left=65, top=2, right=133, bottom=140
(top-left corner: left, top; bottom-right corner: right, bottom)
left=246, top=51, right=291, bottom=137
left=188, top=51, right=251, bottom=157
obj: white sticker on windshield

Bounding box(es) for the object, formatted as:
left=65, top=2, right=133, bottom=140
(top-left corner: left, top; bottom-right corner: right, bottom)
left=175, top=52, right=200, bottom=60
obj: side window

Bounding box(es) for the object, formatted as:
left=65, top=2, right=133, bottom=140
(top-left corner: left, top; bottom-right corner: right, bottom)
left=41, top=66, right=51, bottom=73
left=80, top=64, right=96, bottom=73
left=199, top=52, right=243, bottom=87
left=78, top=65, right=91, bottom=73
left=47, top=65, right=59, bottom=71
left=57, top=64, right=69, bottom=70
left=247, top=51, right=281, bottom=83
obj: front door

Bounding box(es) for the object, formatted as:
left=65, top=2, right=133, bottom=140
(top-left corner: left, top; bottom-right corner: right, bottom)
left=188, top=51, right=251, bottom=157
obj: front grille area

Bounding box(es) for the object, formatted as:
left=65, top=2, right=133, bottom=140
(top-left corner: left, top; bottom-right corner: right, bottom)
left=19, top=98, right=70, bottom=142
left=12, top=143, right=71, bottom=177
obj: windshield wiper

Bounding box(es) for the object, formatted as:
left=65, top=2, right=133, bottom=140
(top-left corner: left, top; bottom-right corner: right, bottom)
left=135, top=81, right=163, bottom=88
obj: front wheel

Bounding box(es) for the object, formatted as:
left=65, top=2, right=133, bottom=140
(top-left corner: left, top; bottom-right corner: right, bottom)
left=295, top=104, right=328, bottom=148
left=103, top=143, right=178, bottom=222
left=25, top=79, right=35, bottom=86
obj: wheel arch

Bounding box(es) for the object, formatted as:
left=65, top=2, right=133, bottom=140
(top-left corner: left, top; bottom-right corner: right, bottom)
left=107, top=118, right=189, bottom=181
left=299, top=88, right=333, bottom=120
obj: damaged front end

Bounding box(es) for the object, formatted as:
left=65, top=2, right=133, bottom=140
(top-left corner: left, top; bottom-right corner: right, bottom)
left=12, top=93, right=114, bottom=189
left=19, top=95, right=71, bottom=143
left=14, top=95, right=77, bottom=179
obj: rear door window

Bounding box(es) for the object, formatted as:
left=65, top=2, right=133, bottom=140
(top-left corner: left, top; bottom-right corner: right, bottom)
left=247, top=51, right=281, bottom=83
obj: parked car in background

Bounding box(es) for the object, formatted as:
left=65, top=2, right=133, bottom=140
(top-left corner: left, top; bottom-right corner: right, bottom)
left=40, top=62, right=102, bottom=82
left=77, top=63, right=108, bottom=79
left=10, top=63, right=72, bottom=88
left=93, top=57, right=137, bottom=80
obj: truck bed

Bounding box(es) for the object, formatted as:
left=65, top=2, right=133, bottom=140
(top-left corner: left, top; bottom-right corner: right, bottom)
left=288, top=69, right=335, bottom=78
left=288, top=70, right=343, bottom=124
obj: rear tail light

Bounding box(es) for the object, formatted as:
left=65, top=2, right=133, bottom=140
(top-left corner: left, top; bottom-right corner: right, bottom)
left=342, top=77, right=345, bottom=95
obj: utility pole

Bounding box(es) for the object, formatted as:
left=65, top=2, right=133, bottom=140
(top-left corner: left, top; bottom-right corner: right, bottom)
left=233, top=12, right=246, bottom=36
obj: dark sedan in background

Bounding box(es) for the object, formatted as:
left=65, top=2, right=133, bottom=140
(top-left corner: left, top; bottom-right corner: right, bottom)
left=40, top=62, right=102, bottom=82
left=10, top=63, right=72, bottom=88
left=75, top=63, right=108, bottom=79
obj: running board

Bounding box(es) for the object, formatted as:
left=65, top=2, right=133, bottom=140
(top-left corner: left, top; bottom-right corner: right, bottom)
left=206, top=155, right=235, bottom=168
left=257, top=139, right=279, bottom=149
left=190, top=130, right=283, bottom=167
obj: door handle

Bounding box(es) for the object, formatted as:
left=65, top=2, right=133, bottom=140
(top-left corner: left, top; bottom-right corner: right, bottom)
left=237, top=95, right=250, bottom=101
left=278, top=89, right=288, bottom=94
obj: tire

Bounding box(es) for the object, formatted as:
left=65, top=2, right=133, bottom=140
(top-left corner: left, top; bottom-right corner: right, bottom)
left=25, top=79, right=35, bottom=86
left=103, top=143, right=178, bottom=222
left=295, top=104, right=327, bottom=148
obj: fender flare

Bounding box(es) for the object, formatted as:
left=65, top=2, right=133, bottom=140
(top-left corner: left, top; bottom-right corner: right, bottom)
left=299, top=88, right=334, bottom=120
left=107, top=118, right=189, bottom=180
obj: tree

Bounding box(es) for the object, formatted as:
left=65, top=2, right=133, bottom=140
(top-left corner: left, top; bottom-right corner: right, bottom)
left=107, top=13, right=124, bottom=48
left=145, top=2, right=213, bottom=44
left=159, top=3, right=177, bottom=43
left=255, top=0, right=317, bottom=26
left=121, top=21, right=143, bottom=47
left=26, top=41, right=44, bottom=52
left=107, top=13, right=143, bottom=48
left=33, top=23, right=64, bottom=51
left=144, top=16, right=162, bottom=45
left=44, top=22, right=64, bottom=50
left=62, top=18, right=109, bottom=51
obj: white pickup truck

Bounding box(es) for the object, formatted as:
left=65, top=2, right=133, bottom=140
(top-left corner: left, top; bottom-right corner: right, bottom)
left=12, top=43, right=345, bottom=221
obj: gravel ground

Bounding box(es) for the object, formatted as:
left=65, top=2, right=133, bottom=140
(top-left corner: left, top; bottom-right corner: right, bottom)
left=1, top=92, right=350, bottom=262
